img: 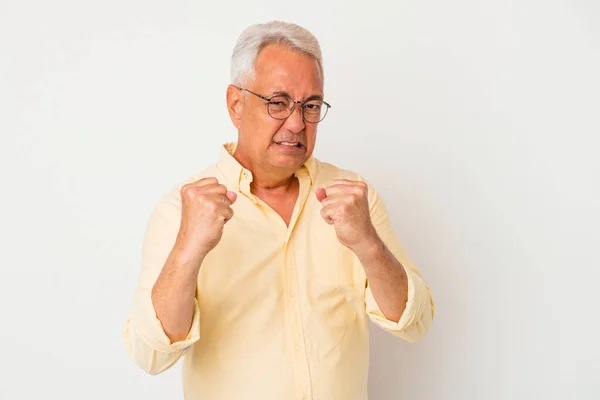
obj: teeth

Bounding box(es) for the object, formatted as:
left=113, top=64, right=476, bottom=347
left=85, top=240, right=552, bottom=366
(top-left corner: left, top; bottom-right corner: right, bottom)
left=279, top=142, right=299, bottom=147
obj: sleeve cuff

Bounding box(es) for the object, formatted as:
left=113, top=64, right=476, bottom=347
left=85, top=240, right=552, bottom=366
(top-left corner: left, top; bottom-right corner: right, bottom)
left=366, top=266, right=429, bottom=332
left=133, top=289, right=201, bottom=353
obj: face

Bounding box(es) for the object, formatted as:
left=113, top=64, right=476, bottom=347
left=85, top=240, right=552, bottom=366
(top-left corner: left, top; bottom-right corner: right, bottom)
left=227, top=44, right=324, bottom=176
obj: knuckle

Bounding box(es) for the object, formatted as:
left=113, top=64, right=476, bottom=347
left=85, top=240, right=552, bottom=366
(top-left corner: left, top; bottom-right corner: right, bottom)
left=205, top=201, right=219, bottom=213
left=194, top=193, right=209, bottom=205
left=217, top=184, right=228, bottom=193
left=200, top=177, right=218, bottom=184
left=346, top=195, right=358, bottom=205
left=353, top=185, right=365, bottom=195
left=181, top=185, right=195, bottom=200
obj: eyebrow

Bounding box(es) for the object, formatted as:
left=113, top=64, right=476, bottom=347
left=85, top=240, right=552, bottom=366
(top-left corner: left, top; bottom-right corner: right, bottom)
left=304, top=94, right=324, bottom=102
left=270, top=91, right=324, bottom=102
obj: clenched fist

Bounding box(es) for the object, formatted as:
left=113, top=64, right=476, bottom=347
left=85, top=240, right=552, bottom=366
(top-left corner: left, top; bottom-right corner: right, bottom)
left=316, top=179, right=378, bottom=253
left=175, top=177, right=237, bottom=260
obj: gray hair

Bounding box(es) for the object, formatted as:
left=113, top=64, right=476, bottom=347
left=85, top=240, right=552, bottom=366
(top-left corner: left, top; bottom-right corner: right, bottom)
left=230, top=21, right=323, bottom=86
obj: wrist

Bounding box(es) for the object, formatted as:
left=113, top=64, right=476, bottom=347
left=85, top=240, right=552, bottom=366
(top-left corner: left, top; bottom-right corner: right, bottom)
left=350, top=233, right=384, bottom=261
left=171, top=244, right=208, bottom=271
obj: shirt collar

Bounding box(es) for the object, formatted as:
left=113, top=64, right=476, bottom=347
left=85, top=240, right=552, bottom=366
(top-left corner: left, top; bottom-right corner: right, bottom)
left=216, top=142, right=316, bottom=190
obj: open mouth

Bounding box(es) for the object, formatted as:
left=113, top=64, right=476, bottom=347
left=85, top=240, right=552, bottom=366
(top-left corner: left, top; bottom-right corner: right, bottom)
left=275, top=141, right=303, bottom=148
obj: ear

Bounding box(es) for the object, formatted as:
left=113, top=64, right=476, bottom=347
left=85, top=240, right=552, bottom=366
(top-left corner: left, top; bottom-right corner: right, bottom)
left=226, top=85, right=245, bottom=129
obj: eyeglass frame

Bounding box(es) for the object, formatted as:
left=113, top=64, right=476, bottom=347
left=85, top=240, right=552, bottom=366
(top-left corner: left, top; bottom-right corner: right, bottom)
left=233, top=85, right=331, bottom=123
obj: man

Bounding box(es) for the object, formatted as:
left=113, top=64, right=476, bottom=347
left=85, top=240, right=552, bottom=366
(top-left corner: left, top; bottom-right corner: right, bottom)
left=124, top=21, right=434, bottom=400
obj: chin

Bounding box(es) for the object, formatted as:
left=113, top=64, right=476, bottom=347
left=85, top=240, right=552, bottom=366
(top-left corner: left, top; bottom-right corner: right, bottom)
left=270, top=154, right=307, bottom=171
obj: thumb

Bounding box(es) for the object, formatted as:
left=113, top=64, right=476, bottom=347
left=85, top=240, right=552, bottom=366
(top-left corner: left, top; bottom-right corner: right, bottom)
left=226, top=191, right=238, bottom=204
left=315, top=188, right=327, bottom=203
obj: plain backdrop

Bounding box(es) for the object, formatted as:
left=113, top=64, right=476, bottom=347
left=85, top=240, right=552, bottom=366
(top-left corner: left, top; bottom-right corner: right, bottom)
left=1, top=1, right=599, bottom=399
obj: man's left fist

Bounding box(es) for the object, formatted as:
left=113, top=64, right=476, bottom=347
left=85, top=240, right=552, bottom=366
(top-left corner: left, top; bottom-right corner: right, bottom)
left=316, top=179, right=379, bottom=252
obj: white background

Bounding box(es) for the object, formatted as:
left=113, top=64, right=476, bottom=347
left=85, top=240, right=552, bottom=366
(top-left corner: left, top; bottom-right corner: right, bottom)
left=1, top=0, right=599, bottom=399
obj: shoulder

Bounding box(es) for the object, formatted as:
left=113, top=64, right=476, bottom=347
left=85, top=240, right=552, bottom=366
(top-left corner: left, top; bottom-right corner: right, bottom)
left=314, top=159, right=364, bottom=183
left=314, top=158, right=379, bottom=191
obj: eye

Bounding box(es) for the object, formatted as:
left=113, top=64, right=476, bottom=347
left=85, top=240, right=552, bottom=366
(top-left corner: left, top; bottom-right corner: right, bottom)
left=303, top=101, right=323, bottom=114
left=268, top=95, right=291, bottom=109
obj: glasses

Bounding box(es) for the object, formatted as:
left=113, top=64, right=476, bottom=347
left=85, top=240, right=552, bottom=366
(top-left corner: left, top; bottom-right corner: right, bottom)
left=235, top=86, right=331, bottom=123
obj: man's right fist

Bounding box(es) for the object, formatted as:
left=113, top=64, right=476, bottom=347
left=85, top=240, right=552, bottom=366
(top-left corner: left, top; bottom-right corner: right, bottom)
left=175, top=177, right=237, bottom=260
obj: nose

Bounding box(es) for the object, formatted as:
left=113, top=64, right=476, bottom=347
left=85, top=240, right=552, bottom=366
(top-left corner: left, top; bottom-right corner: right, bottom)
left=284, top=102, right=305, bottom=133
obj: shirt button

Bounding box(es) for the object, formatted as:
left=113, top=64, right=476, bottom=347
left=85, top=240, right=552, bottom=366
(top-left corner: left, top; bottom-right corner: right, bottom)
left=290, top=291, right=296, bottom=297
left=295, top=345, right=301, bottom=351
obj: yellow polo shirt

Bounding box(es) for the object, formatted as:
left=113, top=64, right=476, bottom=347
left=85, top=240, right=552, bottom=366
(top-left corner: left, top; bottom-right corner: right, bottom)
left=124, top=142, right=434, bottom=400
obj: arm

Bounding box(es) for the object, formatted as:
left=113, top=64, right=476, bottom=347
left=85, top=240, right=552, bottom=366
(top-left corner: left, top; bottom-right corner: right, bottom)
left=352, top=237, right=408, bottom=324
left=316, top=179, right=434, bottom=343
left=362, top=184, right=435, bottom=342
left=123, top=192, right=201, bottom=375
left=151, top=244, right=205, bottom=343
left=124, top=177, right=236, bottom=375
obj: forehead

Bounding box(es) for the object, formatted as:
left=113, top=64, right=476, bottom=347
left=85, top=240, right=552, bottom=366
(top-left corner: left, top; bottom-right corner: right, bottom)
left=253, top=44, right=323, bottom=95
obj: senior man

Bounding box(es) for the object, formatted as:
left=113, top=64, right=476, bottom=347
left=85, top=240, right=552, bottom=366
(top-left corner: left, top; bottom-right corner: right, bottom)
left=124, top=21, right=434, bottom=400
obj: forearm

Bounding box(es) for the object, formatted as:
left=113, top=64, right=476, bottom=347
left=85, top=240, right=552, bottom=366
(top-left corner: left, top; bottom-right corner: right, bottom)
left=151, top=248, right=205, bottom=343
left=353, top=237, right=409, bottom=323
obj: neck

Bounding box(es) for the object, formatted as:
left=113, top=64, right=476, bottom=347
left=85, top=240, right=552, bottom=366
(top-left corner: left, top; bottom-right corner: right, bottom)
left=232, top=150, right=298, bottom=192
left=251, top=172, right=297, bottom=193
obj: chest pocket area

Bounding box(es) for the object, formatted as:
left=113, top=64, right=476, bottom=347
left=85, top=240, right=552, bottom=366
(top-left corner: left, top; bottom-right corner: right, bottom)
left=307, top=220, right=359, bottom=287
